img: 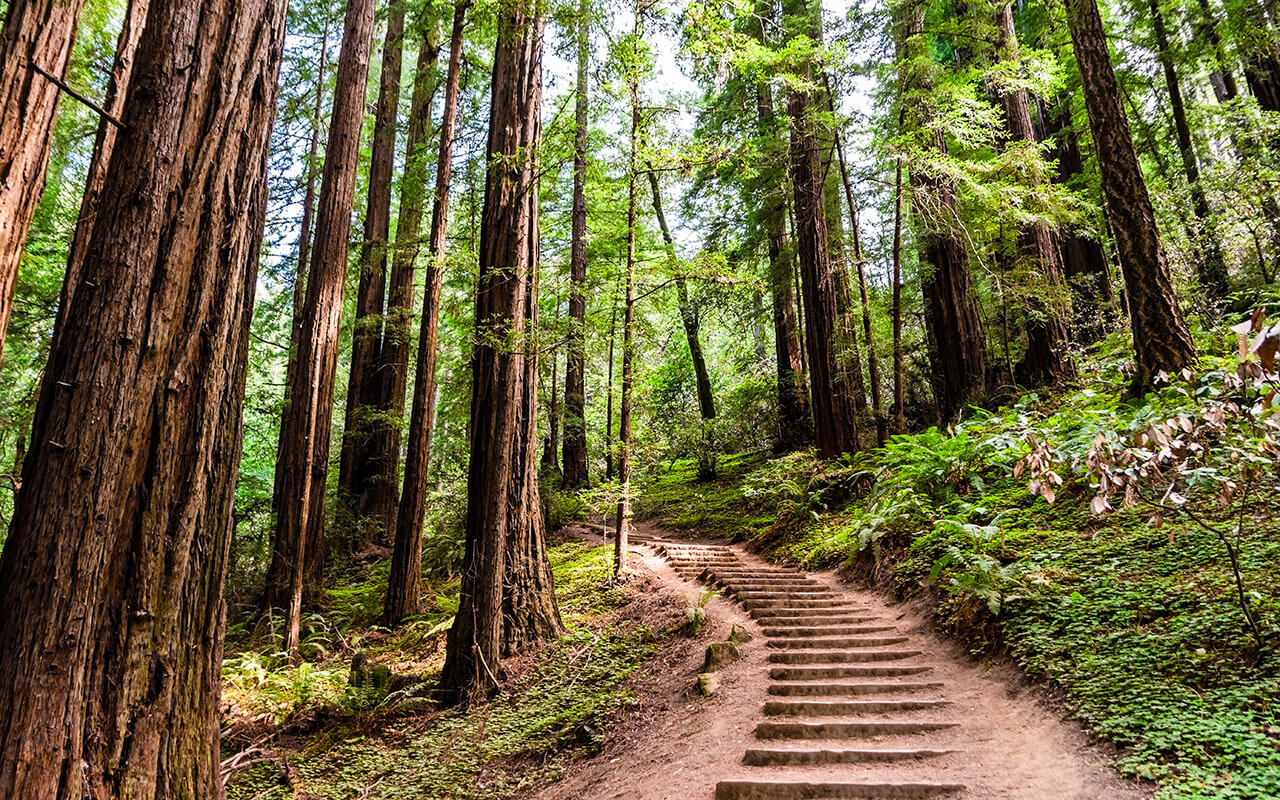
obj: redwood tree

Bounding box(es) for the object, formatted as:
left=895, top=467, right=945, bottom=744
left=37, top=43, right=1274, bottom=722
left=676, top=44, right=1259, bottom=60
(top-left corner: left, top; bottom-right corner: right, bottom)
left=438, top=3, right=561, bottom=702
left=0, top=0, right=88, bottom=361
left=266, top=0, right=378, bottom=652
left=1065, top=0, right=1197, bottom=382
left=561, top=0, right=591, bottom=488
left=385, top=5, right=463, bottom=627
left=0, top=0, right=286, bottom=792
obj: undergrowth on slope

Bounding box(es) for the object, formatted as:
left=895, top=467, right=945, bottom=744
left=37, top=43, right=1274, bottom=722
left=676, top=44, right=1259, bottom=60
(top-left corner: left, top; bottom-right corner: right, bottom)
left=224, top=541, right=664, bottom=800
left=635, top=322, right=1280, bottom=799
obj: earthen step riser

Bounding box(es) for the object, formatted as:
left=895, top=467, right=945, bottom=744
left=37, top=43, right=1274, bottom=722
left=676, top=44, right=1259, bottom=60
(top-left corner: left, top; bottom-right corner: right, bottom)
left=741, top=748, right=952, bottom=767
left=755, top=721, right=960, bottom=739
left=768, top=682, right=945, bottom=696
left=763, top=699, right=949, bottom=716
left=768, top=637, right=911, bottom=649
left=769, top=650, right=924, bottom=664
left=763, top=626, right=897, bottom=638
left=715, top=780, right=964, bottom=799
left=745, top=600, right=851, bottom=610
left=771, top=666, right=934, bottom=680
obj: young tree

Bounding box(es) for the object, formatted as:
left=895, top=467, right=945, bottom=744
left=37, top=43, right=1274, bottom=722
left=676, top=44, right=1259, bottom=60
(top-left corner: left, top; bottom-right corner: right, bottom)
left=1064, top=0, right=1197, bottom=382
left=386, top=0, right=469, bottom=626
left=561, top=0, right=591, bottom=489
left=266, top=0, right=378, bottom=653
left=339, top=0, right=406, bottom=544
left=0, top=0, right=286, bottom=792
left=438, top=2, right=560, bottom=702
left=0, top=0, right=88, bottom=361
left=784, top=0, right=859, bottom=457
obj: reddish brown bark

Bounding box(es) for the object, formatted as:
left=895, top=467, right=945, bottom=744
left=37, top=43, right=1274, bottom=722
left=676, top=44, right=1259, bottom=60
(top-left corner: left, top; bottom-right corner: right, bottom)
left=615, top=16, right=640, bottom=575
left=0, top=0, right=87, bottom=361
left=561, top=0, right=590, bottom=489
left=0, top=0, right=285, bottom=792
left=1065, top=0, right=1197, bottom=383
left=53, top=0, right=149, bottom=351
left=266, top=0, right=377, bottom=652
left=385, top=6, right=461, bottom=628
left=339, top=0, right=405, bottom=545
left=438, top=5, right=560, bottom=701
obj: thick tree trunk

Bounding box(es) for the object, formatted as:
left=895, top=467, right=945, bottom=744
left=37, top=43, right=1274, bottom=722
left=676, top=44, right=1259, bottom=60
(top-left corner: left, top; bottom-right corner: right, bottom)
left=750, top=6, right=809, bottom=451
left=339, top=0, right=405, bottom=545
left=0, top=0, right=285, bottom=792
left=648, top=169, right=715, bottom=420
left=0, top=0, right=87, bottom=362
left=561, top=0, right=590, bottom=489
left=996, top=3, right=1075, bottom=388
left=784, top=0, right=858, bottom=458
left=899, top=2, right=987, bottom=423
left=53, top=0, right=149, bottom=351
left=1065, top=0, right=1197, bottom=383
left=1149, top=0, right=1228, bottom=297
left=265, top=0, right=377, bottom=653
left=386, top=0, right=467, bottom=627
left=439, top=5, right=560, bottom=702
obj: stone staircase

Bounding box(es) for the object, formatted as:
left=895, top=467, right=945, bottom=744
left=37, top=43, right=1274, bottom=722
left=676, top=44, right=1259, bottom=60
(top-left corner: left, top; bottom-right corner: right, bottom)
left=644, top=538, right=967, bottom=800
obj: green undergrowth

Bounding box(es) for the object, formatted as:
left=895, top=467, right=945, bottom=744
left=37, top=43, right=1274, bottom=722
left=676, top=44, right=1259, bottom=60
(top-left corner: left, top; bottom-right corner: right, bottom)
left=635, top=328, right=1280, bottom=799
left=225, top=540, right=662, bottom=800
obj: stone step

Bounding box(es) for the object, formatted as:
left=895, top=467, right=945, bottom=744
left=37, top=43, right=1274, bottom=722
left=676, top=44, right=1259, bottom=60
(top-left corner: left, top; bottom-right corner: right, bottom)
left=763, top=625, right=898, bottom=638
left=752, top=607, right=874, bottom=617
left=735, top=588, right=840, bottom=598
left=755, top=720, right=960, bottom=740
left=771, top=665, right=935, bottom=680
left=745, top=598, right=851, bottom=610
left=715, top=780, right=964, bottom=799
left=768, top=682, right=945, bottom=697
left=754, top=615, right=880, bottom=627
left=769, top=650, right=924, bottom=665
left=741, top=748, right=953, bottom=767
left=768, top=636, right=911, bottom=650
left=717, top=582, right=826, bottom=592
left=763, top=699, right=950, bottom=716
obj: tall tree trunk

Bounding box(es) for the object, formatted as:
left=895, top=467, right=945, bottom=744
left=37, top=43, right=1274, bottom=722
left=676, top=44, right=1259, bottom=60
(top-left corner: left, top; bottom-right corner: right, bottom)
left=386, top=0, right=468, bottom=627
left=0, top=0, right=88, bottom=362
left=605, top=277, right=618, bottom=480
left=369, top=25, right=443, bottom=544
left=615, top=14, right=640, bottom=576
left=648, top=169, right=715, bottom=420
left=339, top=0, right=405, bottom=545
left=439, top=4, right=560, bottom=702
left=541, top=300, right=562, bottom=477
left=891, top=157, right=906, bottom=434
left=267, top=13, right=329, bottom=610
left=561, top=0, right=591, bottom=489
left=750, top=4, right=809, bottom=451
left=784, top=0, right=859, bottom=458
left=53, top=0, right=149, bottom=351
left=1193, top=0, right=1239, bottom=103
left=265, top=0, right=378, bottom=653
left=1149, top=0, right=1228, bottom=297
left=0, top=0, right=285, bottom=791
left=996, top=2, right=1075, bottom=388
left=899, top=1, right=987, bottom=423
left=1240, top=2, right=1280, bottom=111
left=1065, top=0, right=1196, bottom=383
left=833, top=129, right=886, bottom=443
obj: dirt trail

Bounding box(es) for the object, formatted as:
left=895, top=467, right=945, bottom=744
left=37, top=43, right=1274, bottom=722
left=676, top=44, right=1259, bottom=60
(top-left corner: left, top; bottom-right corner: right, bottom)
left=534, top=522, right=1149, bottom=800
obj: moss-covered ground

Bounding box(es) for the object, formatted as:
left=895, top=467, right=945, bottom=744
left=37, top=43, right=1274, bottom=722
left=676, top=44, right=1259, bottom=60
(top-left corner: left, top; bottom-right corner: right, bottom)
left=633, top=335, right=1280, bottom=799
left=223, top=540, right=665, bottom=800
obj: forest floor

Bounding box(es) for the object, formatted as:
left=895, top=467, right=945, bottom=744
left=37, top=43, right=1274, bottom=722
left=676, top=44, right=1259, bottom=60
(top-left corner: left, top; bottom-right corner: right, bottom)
left=536, top=521, right=1146, bottom=800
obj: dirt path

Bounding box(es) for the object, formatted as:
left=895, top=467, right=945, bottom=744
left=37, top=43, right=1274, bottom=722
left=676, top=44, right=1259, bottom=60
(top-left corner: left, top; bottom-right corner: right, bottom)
left=534, top=523, right=1149, bottom=800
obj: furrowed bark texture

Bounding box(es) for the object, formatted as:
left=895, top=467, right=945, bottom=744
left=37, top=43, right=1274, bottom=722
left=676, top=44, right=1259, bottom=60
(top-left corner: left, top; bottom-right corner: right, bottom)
left=265, top=0, right=377, bottom=651
left=0, top=0, right=286, bottom=792
left=561, top=0, right=590, bottom=489
left=439, top=6, right=559, bottom=702
left=339, top=0, right=405, bottom=545
left=386, top=3, right=465, bottom=627
left=0, top=0, right=87, bottom=361
left=1065, top=0, right=1196, bottom=381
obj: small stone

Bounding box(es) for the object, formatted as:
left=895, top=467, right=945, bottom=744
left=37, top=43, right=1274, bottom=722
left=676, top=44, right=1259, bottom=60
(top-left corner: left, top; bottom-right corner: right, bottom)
left=697, top=672, right=720, bottom=695
left=703, top=641, right=740, bottom=672
left=729, top=623, right=753, bottom=644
